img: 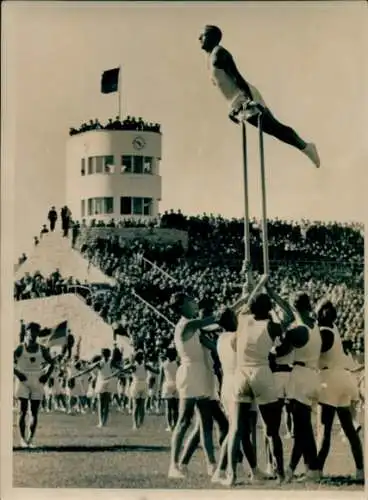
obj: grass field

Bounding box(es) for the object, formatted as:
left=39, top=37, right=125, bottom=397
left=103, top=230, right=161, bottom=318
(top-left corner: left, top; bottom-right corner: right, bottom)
left=12, top=407, right=365, bottom=490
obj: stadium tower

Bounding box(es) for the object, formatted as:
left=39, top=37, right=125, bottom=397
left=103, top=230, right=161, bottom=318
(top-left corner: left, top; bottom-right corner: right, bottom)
left=66, top=127, right=162, bottom=223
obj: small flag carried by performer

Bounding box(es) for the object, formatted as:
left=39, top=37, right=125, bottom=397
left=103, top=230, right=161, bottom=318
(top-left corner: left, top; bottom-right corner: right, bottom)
left=101, top=67, right=120, bottom=94
left=38, top=320, right=69, bottom=348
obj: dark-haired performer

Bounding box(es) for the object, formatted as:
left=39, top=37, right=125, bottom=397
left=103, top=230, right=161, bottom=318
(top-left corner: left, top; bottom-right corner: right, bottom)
left=315, top=301, right=364, bottom=481
left=225, top=291, right=285, bottom=486
left=267, top=287, right=321, bottom=482
left=199, top=25, right=320, bottom=168
left=14, top=323, right=55, bottom=448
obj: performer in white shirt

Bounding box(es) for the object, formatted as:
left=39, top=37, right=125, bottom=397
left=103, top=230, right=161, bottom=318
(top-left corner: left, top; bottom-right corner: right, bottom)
left=199, top=24, right=320, bottom=168
left=14, top=322, right=55, bottom=448
left=316, top=301, right=364, bottom=481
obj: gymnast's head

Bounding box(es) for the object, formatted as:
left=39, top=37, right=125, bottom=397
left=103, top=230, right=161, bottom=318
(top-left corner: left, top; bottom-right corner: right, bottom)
left=199, top=25, right=222, bottom=52
left=249, top=293, right=273, bottom=320
left=171, top=292, right=199, bottom=319
left=316, top=300, right=337, bottom=327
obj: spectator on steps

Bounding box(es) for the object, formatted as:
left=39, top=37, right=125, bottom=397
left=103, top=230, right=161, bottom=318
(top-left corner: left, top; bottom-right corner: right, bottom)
left=48, top=206, right=58, bottom=232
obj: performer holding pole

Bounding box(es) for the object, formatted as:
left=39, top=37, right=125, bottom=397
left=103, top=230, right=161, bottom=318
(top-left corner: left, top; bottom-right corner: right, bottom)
left=199, top=25, right=321, bottom=168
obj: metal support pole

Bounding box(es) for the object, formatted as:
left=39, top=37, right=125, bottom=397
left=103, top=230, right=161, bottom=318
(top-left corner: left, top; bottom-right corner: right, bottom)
left=241, top=121, right=254, bottom=292
left=258, top=113, right=269, bottom=276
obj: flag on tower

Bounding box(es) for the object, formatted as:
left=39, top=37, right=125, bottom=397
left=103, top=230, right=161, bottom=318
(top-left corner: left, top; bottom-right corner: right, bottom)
left=101, top=67, right=120, bottom=94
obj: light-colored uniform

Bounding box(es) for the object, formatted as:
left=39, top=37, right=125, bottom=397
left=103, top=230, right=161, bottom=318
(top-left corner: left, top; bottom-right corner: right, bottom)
left=319, top=327, right=359, bottom=407
left=147, top=370, right=157, bottom=398
left=95, top=359, right=118, bottom=395
left=14, top=344, right=46, bottom=401
left=161, top=360, right=178, bottom=399
left=274, top=350, right=295, bottom=400
left=233, top=315, right=279, bottom=405
left=66, top=363, right=85, bottom=398
left=130, top=363, right=148, bottom=399
left=217, top=332, right=238, bottom=414
left=174, top=317, right=213, bottom=399
left=287, top=320, right=321, bottom=407
left=208, top=45, right=267, bottom=114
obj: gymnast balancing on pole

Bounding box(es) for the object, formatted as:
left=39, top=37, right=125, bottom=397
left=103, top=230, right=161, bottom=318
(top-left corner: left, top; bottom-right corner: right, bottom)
left=199, top=25, right=321, bottom=168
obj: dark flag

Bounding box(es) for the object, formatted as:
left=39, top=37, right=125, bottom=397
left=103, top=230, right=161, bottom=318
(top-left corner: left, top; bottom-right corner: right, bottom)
left=38, top=320, right=68, bottom=347
left=101, top=67, right=120, bottom=94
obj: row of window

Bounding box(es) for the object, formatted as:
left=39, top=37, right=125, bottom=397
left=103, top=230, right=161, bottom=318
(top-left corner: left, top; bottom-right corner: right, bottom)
left=81, top=155, right=155, bottom=175
left=81, top=197, right=153, bottom=217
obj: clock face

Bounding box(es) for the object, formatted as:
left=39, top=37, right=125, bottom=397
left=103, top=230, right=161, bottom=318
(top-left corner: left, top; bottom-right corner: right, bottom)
left=132, top=136, right=146, bottom=150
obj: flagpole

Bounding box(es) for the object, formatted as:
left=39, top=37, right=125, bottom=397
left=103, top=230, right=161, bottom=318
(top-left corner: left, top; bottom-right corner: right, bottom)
left=118, top=65, right=122, bottom=120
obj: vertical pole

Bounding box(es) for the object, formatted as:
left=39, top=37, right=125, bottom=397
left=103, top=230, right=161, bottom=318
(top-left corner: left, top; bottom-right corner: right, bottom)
left=241, top=121, right=253, bottom=292
left=258, top=113, right=269, bottom=276
left=118, top=66, right=122, bottom=121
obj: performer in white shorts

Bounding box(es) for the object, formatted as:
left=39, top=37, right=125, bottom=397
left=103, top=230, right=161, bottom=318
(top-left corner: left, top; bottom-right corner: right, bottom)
left=71, top=348, right=122, bottom=427
left=199, top=25, right=320, bottom=168
left=65, top=357, right=85, bottom=414
left=129, top=350, right=158, bottom=430
left=199, top=308, right=261, bottom=484
left=267, top=287, right=322, bottom=482
left=146, top=362, right=160, bottom=414
left=168, top=292, right=223, bottom=479
left=315, top=301, right=364, bottom=481
left=178, top=297, right=229, bottom=475
left=160, top=347, right=179, bottom=431
left=14, top=322, right=55, bottom=448
left=226, top=290, right=285, bottom=486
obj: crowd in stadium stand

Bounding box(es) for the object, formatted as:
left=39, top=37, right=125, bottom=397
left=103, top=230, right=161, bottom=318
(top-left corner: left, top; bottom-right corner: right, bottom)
left=69, top=116, right=161, bottom=136
left=14, top=270, right=82, bottom=301
left=14, top=211, right=365, bottom=360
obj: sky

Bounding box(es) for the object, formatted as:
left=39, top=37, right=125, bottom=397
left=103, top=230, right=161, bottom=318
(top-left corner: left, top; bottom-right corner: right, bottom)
left=2, top=1, right=367, bottom=259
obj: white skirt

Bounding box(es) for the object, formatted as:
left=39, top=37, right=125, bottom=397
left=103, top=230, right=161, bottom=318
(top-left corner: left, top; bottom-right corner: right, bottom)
left=176, top=363, right=212, bottom=399
left=319, top=368, right=359, bottom=407
left=287, top=365, right=320, bottom=407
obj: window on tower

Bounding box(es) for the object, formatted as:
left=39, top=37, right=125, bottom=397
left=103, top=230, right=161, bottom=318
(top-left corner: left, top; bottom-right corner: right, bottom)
left=86, top=197, right=115, bottom=215
left=88, top=157, right=93, bottom=175
left=134, top=156, right=143, bottom=174
left=119, top=197, right=153, bottom=216
left=87, top=198, right=93, bottom=215
left=121, top=156, right=132, bottom=173
left=104, top=155, right=114, bottom=173
left=94, top=198, right=104, bottom=214
left=104, top=197, right=114, bottom=214
left=120, top=156, right=154, bottom=174
left=81, top=158, right=86, bottom=176
left=95, top=156, right=104, bottom=174
left=120, top=197, right=131, bottom=215
left=81, top=199, right=85, bottom=217
left=143, top=157, right=153, bottom=173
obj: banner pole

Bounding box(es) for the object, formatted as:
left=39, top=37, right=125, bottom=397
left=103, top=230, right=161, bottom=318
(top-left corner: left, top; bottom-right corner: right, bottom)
left=118, top=66, right=122, bottom=120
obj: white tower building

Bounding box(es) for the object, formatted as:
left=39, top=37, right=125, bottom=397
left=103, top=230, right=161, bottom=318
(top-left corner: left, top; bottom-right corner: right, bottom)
left=66, top=129, right=162, bottom=223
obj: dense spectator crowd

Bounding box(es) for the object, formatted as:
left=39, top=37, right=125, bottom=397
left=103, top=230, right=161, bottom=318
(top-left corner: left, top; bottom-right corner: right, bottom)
left=79, top=214, right=364, bottom=356
left=14, top=269, right=82, bottom=301
left=69, top=116, right=161, bottom=136
left=14, top=212, right=365, bottom=361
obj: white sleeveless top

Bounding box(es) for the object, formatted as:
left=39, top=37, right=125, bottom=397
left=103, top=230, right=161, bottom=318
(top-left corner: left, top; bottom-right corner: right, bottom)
left=319, top=326, right=348, bottom=370
left=132, top=362, right=146, bottom=382
left=208, top=45, right=265, bottom=106
left=97, top=359, right=115, bottom=381
left=217, top=332, right=236, bottom=375
left=174, top=317, right=207, bottom=366
left=237, top=316, right=273, bottom=368
left=16, top=344, right=45, bottom=375
left=162, top=360, right=178, bottom=384
left=293, top=319, right=321, bottom=369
